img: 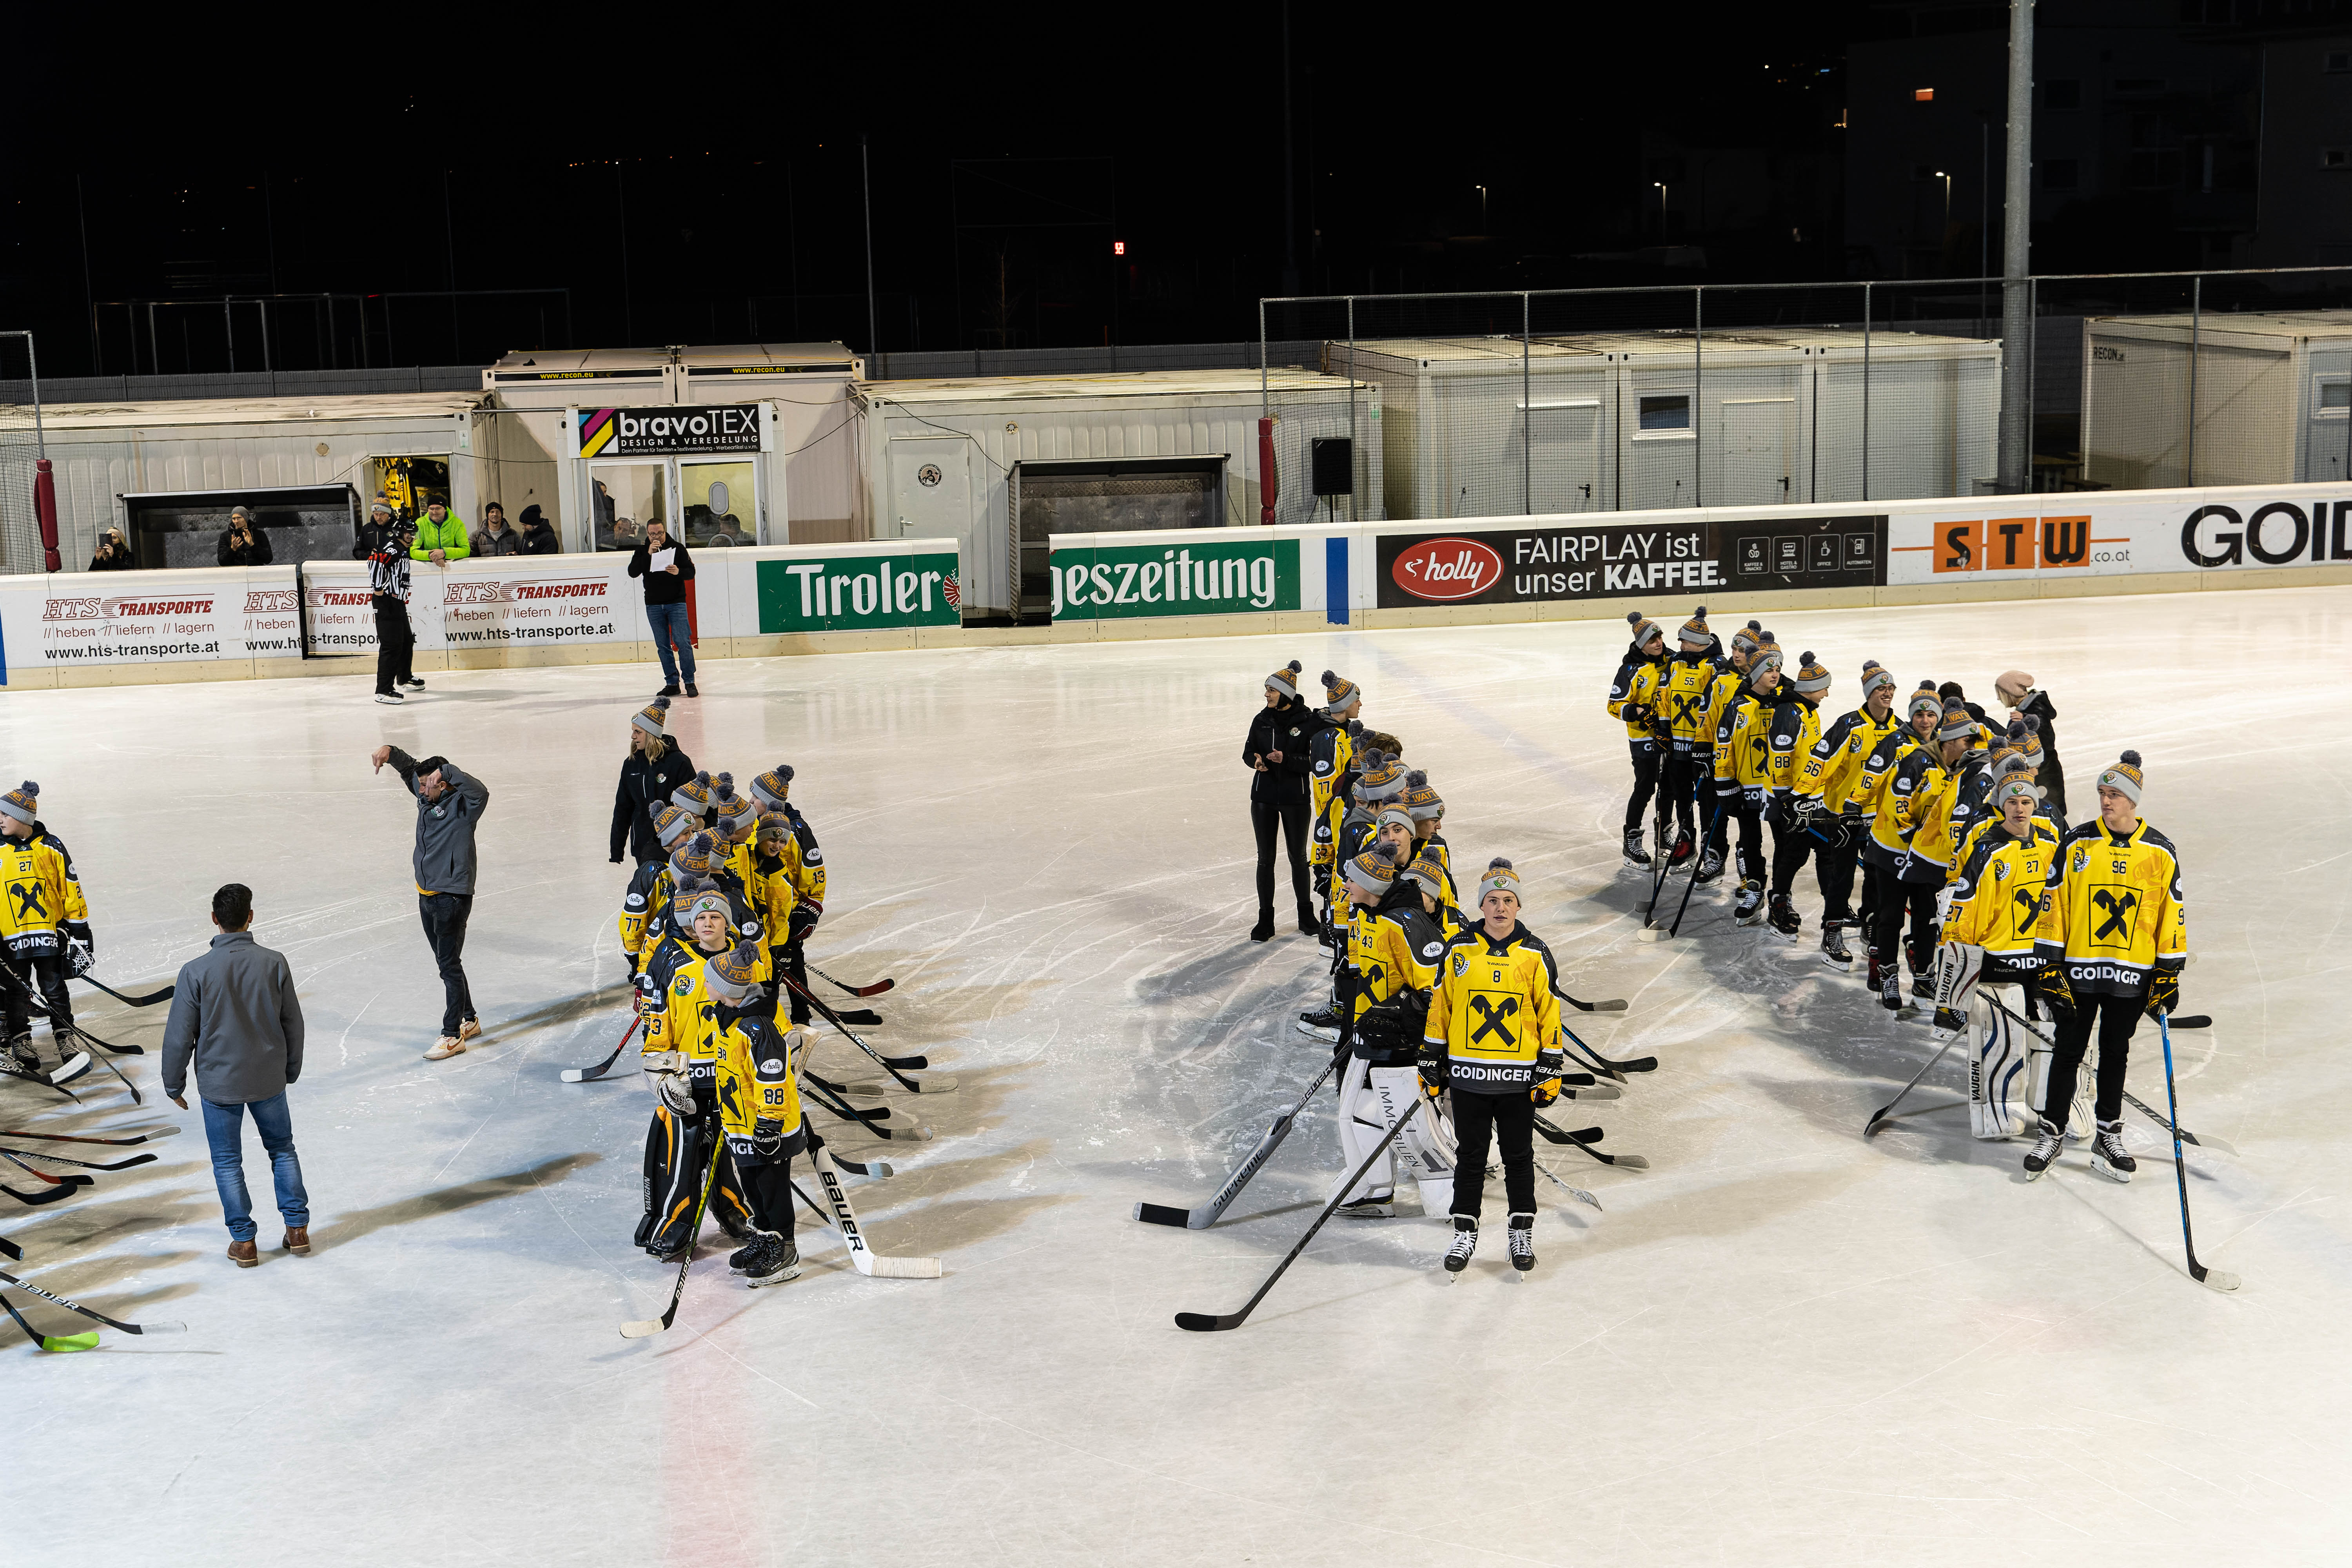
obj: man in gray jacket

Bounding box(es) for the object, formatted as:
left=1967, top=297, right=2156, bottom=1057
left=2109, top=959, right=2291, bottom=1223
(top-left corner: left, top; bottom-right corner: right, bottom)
left=164, top=884, right=309, bottom=1267
left=371, top=743, right=491, bottom=1059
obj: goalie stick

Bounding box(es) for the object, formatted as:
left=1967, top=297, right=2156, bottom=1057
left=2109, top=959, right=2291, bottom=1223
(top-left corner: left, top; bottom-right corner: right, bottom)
left=0, top=1267, right=184, bottom=1334
left=72, top=975, right=175, bottom=1008
left=782, top=975, right=953, bottom=1094
left=790, top=1145, right=942, bottom=1278
left=1, top=1291, right=98, bottom=1352
left=1532, top=1114, right=1650, bottom=1169
left=1971, top=993, right=2232, bottom=1151
left=1132, top=1052, right=1343, bottom=1230
left=1862, top=1037, right=1958, bottom=1137
left=0, top=1125, right=178, bottom=1146
left=1175, top=1095, right=1426, bottom=1333
left=811, top=965, right=894, bottom=999
left=620, top=1129, right=725, bottom=1339
left=0, top=1146, right=157, bottom=1174
left=560, top=1016, right=639, bottom=1084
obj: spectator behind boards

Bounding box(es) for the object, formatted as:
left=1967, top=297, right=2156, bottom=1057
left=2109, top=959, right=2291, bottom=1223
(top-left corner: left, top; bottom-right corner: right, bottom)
left=89, top=527, right=135, bottom=571
left=517, top=503, right=561, bottom=555
left=408, top=501, right=471, bottom=565
left=472, top=503, right=522, bottom=557
left=627, top=517, right=698, bottom=699
left=218, top=506, right=274, bottom=566
left=353, top=499, right=403, bottom=561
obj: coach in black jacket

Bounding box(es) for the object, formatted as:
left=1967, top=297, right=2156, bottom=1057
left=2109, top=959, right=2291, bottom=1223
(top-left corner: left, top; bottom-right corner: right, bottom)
left=611, top=698, right=697, bottom=864
left=1241, top=662, right=1325, bottom=942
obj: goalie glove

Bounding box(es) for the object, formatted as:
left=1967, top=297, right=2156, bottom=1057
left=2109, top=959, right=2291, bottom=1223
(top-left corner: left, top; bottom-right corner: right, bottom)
left=643, top=1051, right=697, bottom=1115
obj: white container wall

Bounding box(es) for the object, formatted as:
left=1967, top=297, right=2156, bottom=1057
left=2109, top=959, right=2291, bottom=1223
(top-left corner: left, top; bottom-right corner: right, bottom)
left=2083, top=311, right=2352, bottom=490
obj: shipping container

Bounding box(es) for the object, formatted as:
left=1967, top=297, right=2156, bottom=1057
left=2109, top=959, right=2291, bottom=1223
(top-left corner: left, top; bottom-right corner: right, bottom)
left=2081, top=310, right=2352, bottom=489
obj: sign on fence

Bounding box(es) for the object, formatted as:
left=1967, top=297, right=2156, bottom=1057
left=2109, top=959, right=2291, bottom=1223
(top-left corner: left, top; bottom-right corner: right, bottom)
left=1376, top=516, right=1886, bottom=608
left=1049, top=537, right=1299, bottom=619
left=756, top=551, right=962, bottom=633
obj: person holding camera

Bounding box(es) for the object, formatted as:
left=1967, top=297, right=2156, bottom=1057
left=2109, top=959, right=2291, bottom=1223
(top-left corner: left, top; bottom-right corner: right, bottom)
left=89, top=527, right=136, bottom=571
left=218, top=506, right=274, bottom=567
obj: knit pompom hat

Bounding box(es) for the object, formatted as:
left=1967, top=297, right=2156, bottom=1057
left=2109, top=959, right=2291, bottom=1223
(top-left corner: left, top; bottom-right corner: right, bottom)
left=672, top=771, right=716, bottom=817
left=668, top=831, right=718, bottom=881
left=2016, top=713, right=2045, bottom=768
left=1990, top=721, right=2036, bottom=780
left=1319, top=669, right=1361, bottom=717
left=755, top=810, right=796, bottom=841
left=632, top=695, right=672, bottom=739
left=1343, top=847, right=1398, bottom=898
left=1477, top=857, right=1522, bottom=905
left=1791, top=651, right=1832, bottom=697
left=1399, top=770, right=1444, bottom=823
left=1266, top=659, right=1305, bottom=701
left=651, top=802, right=695, bottom=849
left=1730, top=619, right=1765, bottom=655
left=1404, top=853, right=1450, bottom=901
left=671, top=878, right=730, bottom=926
left=750, top=766, right=795, bottom=812
left=1936, top=700, right=1978, bottom=744
left=1858, top=660, right=1894, bottom=699
left=1906, top=681, right=1943, bottom=722
left=1376, top=801, right=1417, bottom=834
left=1356, top=757, right=1410, bottom=806
left=1749, top=641, right=1786, bottom=680
left=704, top=941, right=768, bottom=1002
left=2098, top=750, right=2145, bottom=805
left=1677, top=604, right=1711, bottom=646
left=0, top=781, right=38, bottom=827
left=1991, top=772, right=2040, bottom=810
left=712, top=780, right=758, bottom=841
left=1625, top=610, right=1664, bottom=651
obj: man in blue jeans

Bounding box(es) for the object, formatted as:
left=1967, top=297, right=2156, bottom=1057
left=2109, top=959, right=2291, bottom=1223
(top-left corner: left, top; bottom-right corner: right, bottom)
left=163, top=884, right=309, bottom=1267
left=628, top=517, right=699, bottom=698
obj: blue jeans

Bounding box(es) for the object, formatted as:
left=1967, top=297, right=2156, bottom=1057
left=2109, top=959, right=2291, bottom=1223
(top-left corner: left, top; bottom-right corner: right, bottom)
left=645, top=600, right=695, bottom=684
left=202, top=1092, right=310, bottom=1243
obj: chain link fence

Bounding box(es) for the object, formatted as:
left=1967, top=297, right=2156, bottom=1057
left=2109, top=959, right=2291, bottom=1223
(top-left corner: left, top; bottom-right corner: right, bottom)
left=0, top=333, right=42, bottom=575
left=1261, top=267, right=2352, bottom=524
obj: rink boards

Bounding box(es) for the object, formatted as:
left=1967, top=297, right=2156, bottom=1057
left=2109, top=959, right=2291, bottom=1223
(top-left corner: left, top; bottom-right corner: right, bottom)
left=2, top=480, right=2348, bottom=688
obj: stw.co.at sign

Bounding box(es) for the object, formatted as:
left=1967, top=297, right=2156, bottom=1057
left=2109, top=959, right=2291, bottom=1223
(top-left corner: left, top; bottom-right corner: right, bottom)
left=573, top=404, right=769, bottom=457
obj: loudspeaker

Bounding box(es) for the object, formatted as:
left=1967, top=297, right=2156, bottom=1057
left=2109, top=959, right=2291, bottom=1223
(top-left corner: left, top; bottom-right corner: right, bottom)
left=1310, top=438, right=1354, bottom=497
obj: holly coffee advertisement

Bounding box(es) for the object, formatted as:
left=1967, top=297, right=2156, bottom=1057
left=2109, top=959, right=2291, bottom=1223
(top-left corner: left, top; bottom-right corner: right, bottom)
left=1375, top=514, right=1886, bottom=609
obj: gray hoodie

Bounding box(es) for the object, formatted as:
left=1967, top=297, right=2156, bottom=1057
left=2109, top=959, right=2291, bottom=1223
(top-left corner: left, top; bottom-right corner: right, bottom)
left=162, top=931, right=305, bottom=1104
left=387, top=747, right=490, bottom=895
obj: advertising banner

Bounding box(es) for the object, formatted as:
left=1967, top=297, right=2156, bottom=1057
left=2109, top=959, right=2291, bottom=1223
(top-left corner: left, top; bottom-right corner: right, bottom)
left=755, top=550, right=962, bottom=633
left=1050, top=536, right=1300, bottom=620
left=8, top=573, right=302, bottom=669
left=575, top=404, right=766, bottom=458
left=1376, top=515, right=1884, bottom=609
left=1886, top=488, right=2352, bottom=585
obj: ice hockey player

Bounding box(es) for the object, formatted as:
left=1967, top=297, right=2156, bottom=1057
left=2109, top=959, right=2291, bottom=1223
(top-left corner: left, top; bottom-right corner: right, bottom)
left=1306, top=671, right=1364, bottom=935
left=699, top=940, right=815, bottom=1288
left=1694, top=621, right=1768, bottom=882
left=1761, top=652, right=1832, bottom=937
left=0, top=781, right=93, bottom=1073
left=1713, top=642, right=1790, bottom=924
left=1854, top=682, right=1945, bottom=1004
left=1404, top=849, right=1464, bottom=938
left=1608, top=611, right=1670, bottom=866
left=1299, top=799, right=1419, bottom=1042
left=2022, top=751, right=2187, bottom=1182
left=753, top=805, right=825, bottom=1026
left=1399, top=771, right=1450, bottom=878
left=1653, top=607, right=1720, bottom=868
left=1421, top=858, right=1564, bottom=1277
left=1326, top=845, right=1456, bottom=1218
left=618, top=803, right=701, bottom=982
left=1882, top=701, right=1982, bottom=1003
left=639, top=883, right=757, bottom=1253
left=710, top=777, right=758, bottom=883
left=1928, top=770, right=2058, bottom=1138
left=1788, top=659, right=1898, bottom=967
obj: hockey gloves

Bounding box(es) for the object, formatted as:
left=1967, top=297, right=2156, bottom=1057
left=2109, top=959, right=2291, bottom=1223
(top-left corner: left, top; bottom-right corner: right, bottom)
left=786, top=902, right=820, bottom=948
left=2145, top=967, right=2181, bottom=1020
left=64, top=936, right=94, bottom=977
left=2037, top=965, right=2078, bottom=1018
left=643, top=1051, right=698, bottom=1115
left=1416, top=1043, right=1448, bottom=1094
left=1621, top=703, right=1653, bottom=728
left=751, top=1116, right=788, bottom=1156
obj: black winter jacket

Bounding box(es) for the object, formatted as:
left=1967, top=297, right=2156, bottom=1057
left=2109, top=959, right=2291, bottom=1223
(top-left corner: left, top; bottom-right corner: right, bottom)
left=1243, top=698, right=1322, bottom=806
left=218, top=526, right=274, bottom=566
left=628, top=539, right=696, bottom=605
left=612, top=741, right=698, bottom=863
left=2021, top=690, right=2065, bottom=817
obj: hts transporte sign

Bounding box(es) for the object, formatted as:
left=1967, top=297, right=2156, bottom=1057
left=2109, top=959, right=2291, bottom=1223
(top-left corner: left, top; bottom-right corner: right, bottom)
left=757, top=552, right=962, bottom=633
left=1049, top=537, right=1299, bottom=619
left=1377, top=516, right=1884, bottom=608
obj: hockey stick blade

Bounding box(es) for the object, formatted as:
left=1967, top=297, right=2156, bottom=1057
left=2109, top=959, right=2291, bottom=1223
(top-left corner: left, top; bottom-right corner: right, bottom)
left=1533, top=1115, right=1651, bottom=1169
left=833, top=1009, right=885, bottom=1027
left=2164, top=1014, right=2212, bottom=1029
left=0, top=1149, right=91, bottom=1188
left=1561, top=1082, right=1623, bottom=1102
left=1863, top=1038, right=1958, bottom=1137
left=812, top=965, right=894, bottom=999
left=800, top=1149, right=942, bottom=1278
left=1133, top=1053, right=1342, bottom=1230
left=65, top=1025, right=143, bottom=1057
left=3, top=1182, right=84, bottom=1206
left=826, top=1154, right=894, bottom=1180
left=74, top=975, right=175, bottom=1008
left=1132, top=1202, right=1193, bottom=1227
left=561, top=1015, right=641, bottom=1084
left=1534, top=1162, right=1603, bottom=1210
left=0, top=1125, right=178, bottom=1145
left=0, top=1291, right=99, bottom=1352
left=2120, top=1089, right=2238, bottom=1157
left=48, top=1053, right=92, bottom=1088
left=0, top=1061, right=78, bottom=1103
left=0, top=1268, right=183, bottom=1333
left=2, top=1147, right=156, bottom=1174
left=1563, top=994, right=1629, bottom=1012
left=619, top=1131, right=724, bottom=1338
left=0, top=1233, right=19, bottom=1260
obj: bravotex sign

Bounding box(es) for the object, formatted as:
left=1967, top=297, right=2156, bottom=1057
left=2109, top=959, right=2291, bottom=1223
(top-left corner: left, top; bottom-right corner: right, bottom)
left=1377, top=516, right=1885, bottom=608
left=575, top=404, right=765, bottom=457
left=756, top=552, right=962, bottom=633
left=1050, top=537, right=1299, bottom=619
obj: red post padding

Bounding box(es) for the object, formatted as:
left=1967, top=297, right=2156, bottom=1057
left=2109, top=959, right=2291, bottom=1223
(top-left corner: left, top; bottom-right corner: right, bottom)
left=33, top=459, right=60, bottom=572
left=1258, top=418, right=1277, bottom=526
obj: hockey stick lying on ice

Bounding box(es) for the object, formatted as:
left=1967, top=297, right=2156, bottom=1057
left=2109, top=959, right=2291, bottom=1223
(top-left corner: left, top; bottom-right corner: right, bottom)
left=1561, top=1024, right=1656, bottom=1081
left=782, top=976, right=951, bottom=1093
left=791, top=1146, right=942, bottom=1278
left=1133, top=1052, right=1344, bottom=1230
left=561, top=1016, right=639, bottom=1084
left=1175, top=1095, right=1426, bottom=1333
left=0, top=1267, right=184, bottom=1335
left=0, top=1149, right=91, bottom=1189
left=1, top=1179, right=82, bottom=1207
left=1973, top=993, right=2234, bottom=1153
left=61, top=1022, right=141, bottom=1056
left=800, top=1075, right=930, bottom=1141
left=0, top=1124, right=178, bottom=1147
left=60, top=1031, right=140, bottom=1105
left=1559, top=992, right=1630, bottom=1013
left=811, top=965, right=893, bottom=999
left=787, top=982, right=927, bottom=1070
left=1533, top=1162, right=1603, bottom=1211
left=2158, top=1012, right=2239, bottom=1293
left=825, top=1151, right=894, bottom=1180
left=1532, top=1114, right=1650, bottom=1169
left=620, top=1131, right=725, bottom=1339
left=1862, top=1038, right=1958, bottom=1138
left=0, top=1291, right=98, bottom=1352
left=0, top=1055, right=88, bottom=1100
left=0, top=1233, right=19, bottom=1261
left=72, top=975, right=174, bottom=1009
left=0, top=1146, right=157, bottom=1174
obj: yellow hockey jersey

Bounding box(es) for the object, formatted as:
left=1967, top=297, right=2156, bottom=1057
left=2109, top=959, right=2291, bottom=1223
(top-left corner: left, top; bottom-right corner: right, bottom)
left=1308, top=724, right=1355, bottom=868
left=1765, top=696, right=1823, bottom=804
left=1657, top=653, right=1718, bottom=750
left=0, top=832, right=84, bottom=955
left=1795, top=707, right=1900, bottom=810
left=1347, top=895, right=1444, bottom=1018
left=1424, top=923, right=1563, bottom=1092
left=1606, top=653, right=1664, bottom=741
left=1940, top=819, right=2059, bottom=959
left=1701, top=665, right=1747, bottom=762
left=711, top=1012, right=805, bottom=1149
left=2034, top=820, right=2188, bottom=997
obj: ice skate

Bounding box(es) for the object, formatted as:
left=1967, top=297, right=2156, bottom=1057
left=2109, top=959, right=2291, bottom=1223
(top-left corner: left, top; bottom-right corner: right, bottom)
left=1733, top=879, right=1766, bottom=925
left=1621, top=827, right=1651, bottom=867
left=2089, top=1122, right=2136, bottom=1183
left=2022, top=1119, right=2064, bottom=1180
left=1506, top=1213, right=1536, bottom=1275
left=1766, top=892, right=1801, bottom=937
left=1442, top=1216, right=1478, bottom=1275
left=1819, top=921, right=1853, bottom=970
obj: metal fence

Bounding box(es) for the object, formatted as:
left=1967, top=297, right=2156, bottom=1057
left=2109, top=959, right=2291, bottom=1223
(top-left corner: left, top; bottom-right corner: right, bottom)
left=0, top=333, right=40, bottom=575
left=1257, top=267, right=2352, bottom=526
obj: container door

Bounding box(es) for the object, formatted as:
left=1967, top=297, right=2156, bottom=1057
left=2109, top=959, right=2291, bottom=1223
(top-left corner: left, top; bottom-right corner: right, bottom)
left=1717, top=397, right=1798, bottom=506
left=888, top=440, right=973, bottom=544
left=679, top=459, right=759, bottom=548
left=2308, top=351, right=2352, bottom=484
left=588, top=461, right=668, bottom=551
left=1526, top=399, right=1606, bottom=513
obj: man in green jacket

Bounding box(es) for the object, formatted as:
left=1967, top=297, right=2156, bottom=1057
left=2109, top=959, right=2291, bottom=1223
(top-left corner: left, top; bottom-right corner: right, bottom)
left=409, top=502, right=472, bottom=565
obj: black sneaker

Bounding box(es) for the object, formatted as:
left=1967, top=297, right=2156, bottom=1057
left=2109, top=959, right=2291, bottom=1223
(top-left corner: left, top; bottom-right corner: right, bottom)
left=684, top=682, right=699, bottom=697
left=1443, top=1216, right=1478, bottom=1274
left=656, top=684, right=682, bottom=698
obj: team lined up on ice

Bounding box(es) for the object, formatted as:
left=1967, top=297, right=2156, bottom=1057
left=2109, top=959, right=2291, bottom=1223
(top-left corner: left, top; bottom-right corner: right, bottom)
left=610, top=696, right=830, bottom=1290
left=1606, top=607, right=2187, bottom=1180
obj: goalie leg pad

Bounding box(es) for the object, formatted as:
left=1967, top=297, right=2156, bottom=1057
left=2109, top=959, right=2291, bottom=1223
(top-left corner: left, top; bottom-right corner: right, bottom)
left=1329, top=1055, right=1396, bottom=1206
left=1369, top=1065, right=1456, bottom=1214
left=1970, top=985, right=2028, bottom=1140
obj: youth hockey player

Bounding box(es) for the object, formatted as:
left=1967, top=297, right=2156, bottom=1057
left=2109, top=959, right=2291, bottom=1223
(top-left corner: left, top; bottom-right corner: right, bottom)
left=1306, top=671, right=1363, bottom=934
left=1327, top=846, right=1456, bottom=1218
left=748, top=766, right=826, bottom=1021
left=1608, top=612, right=1670, bottom=866
left=1881, top=701, right=1982, bottom=1004
left=1696, top=622, right=1770, bottom=883
left=1404, top=850, right=1464, bottom=938
left=1421, top=859, right=1564, bottom=1276
left=1762, top=652, right=1832, bottom=937
left=699, top=941, right=814, bottom=1288
left=618, top=803, right=700, bottom=980
left=753, top=808, right=826, bottom=1025
left=1654, top=608, right=1720, bottom=867
left=2023, top=752, right=2187, bottom=1182
left=0, top=782, right=91, bottom=1072
left=1854, top=682, right=1945, bottom=1003
left=1712, top=644, right=1789, bottom=924
left=1400, top=772, right=1450, bottom=878
left=1929, top=772, right=2058, bottom=1139
left=1789, top=660, right=1898, bottom=967
left=639, top=884, right=756, bottom=1253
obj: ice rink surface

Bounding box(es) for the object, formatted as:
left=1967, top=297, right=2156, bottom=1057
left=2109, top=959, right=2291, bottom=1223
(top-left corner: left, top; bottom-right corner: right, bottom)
left=5, top=586, right=2348, bottom=1566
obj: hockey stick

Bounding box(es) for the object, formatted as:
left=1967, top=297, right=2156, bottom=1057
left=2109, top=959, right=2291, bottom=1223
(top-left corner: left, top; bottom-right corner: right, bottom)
left=73, top=975, right=174, bottom=1008
left=1644, top=797, right=1724, bottom=943
left=1175, top=1094, right=1425, bottom=1332
left=1562, top=1024, right=1657, bottom=1078
left=0, top=1125, right=178, bottom=1146
left=620, top=1125, right=725, bottom=1339
left=795, top=1145, right=942, bottom=1278
left=811, top=965, right=894, bottom=999
left=0, top=1267, right=185, bottom=1334
left=560, top=1015, right=639, bottom=1084
left=1531, top=1114, right=1650, bottom=1169
left=781, top=976, right=952, bottom=1093
left=1558, top=1081, right=1623, bottom=1102
left=797, top=1073, right=897, bottom=1127
left=825, top=1152, right=895, bottom=1180
left=1559, top=993, right=1630, bottom=1013
left=0, top=1149, right=91, bottom=1188
left=1, top=1180, right=83, bottom=1207
left=0, top=1233, right=18, bottom=1260
left=0, top=1291, right=99, bottom=1352
left=64, top=1035, right=140, bottom=1106
left=60, top=1022, right=142, bottom=1056
left=0, top=1057, right=82, bottom=1101
left=2120, top=1089, right=2238, bottom=1158
left=832, top=1009, right=885, bottom=1027
left=1533, top=1161, right=1603, bottom=1211
left=799, top=1075, right=928, bottom=1140
left=1133, top=1051, right=1344, bottom=1230
left=1863, top=1038, right=1958, bottom=1137
left=2158, top=1013, right=2239, bottom=1293
left=0, top=1146, right=157, bottom=1174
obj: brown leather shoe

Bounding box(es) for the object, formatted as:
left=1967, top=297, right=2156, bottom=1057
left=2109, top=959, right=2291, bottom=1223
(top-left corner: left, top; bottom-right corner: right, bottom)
left=227, top=1240, right=259, bottom=1267
left=283, top=1227, right=311, bottom=1255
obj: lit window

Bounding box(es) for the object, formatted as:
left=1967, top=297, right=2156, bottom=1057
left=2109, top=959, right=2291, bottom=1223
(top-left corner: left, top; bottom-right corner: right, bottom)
left=1639, top=395, right=1692, bottom=432
left=1914, top=87, right=1934, bottom=102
